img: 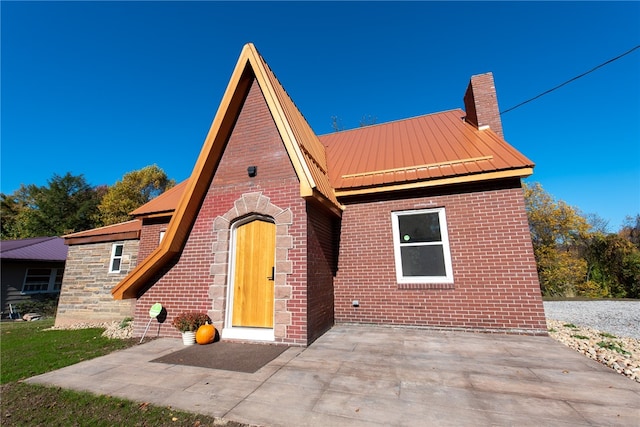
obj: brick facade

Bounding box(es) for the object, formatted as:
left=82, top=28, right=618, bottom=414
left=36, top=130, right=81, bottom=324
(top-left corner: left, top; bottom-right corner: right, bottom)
left=133, top=78, right=316, bottom=345
left=57, top=47, right=546, bottom=344
left=138, top=217, right=170, bottom=261
left=126, top=73, right=545, bottom=343
left=464, top=72, right=504, bottom=138
left=206, top=191, right=301, bottom=342
left=334, top=179, right=547, bottom=334
left=306, top=203, right=338, bottom=342
left=56, top=241, right=137, bottom=326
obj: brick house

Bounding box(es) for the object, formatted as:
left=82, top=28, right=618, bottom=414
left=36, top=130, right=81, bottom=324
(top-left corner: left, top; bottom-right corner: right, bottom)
left=108, top=43, right=546, bottom=345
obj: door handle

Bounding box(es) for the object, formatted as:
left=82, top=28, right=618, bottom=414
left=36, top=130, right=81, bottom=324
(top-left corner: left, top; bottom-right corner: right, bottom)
left=267, top=266, right=275, bottom=281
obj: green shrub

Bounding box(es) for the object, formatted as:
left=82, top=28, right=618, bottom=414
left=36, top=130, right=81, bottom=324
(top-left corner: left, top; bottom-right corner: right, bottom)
left=596, top=341, right=629, bottom=355
left=15, top=294, right=59, bottom=317
left=119, top=317, right=133, bottom=328
left=599, top=332, right=617, bottom=339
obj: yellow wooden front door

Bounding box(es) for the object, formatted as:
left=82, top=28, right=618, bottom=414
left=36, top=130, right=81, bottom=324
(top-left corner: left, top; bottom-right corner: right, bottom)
left=232, top=219, right=276, bottom=328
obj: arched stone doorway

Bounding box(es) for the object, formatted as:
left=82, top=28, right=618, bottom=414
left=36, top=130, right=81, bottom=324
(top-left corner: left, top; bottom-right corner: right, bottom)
left=208, top=192, right=293, bottom=342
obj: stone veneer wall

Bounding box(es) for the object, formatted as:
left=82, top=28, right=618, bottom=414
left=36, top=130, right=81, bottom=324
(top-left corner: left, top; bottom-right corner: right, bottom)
left=55, top=240, right=137, bottom=326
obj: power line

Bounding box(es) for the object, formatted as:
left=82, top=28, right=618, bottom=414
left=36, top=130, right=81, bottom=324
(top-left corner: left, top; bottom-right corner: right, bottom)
left=500, top=45, right=640, bottom=115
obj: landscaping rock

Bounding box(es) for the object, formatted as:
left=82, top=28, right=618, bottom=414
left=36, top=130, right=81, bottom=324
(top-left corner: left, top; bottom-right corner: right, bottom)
left=46, top=321, right=133, bottom=339
left=547, top=318, right=640, bottom=383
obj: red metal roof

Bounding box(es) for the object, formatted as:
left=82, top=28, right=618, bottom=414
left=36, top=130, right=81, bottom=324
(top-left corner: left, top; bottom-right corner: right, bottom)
left=319, top=109, right=534, bottom=193
left=111, top=43, right=536, bottom=300
left=120, top=110, right=534, bottom=215
left=62, top=220, right=141, bottom=245
left=130, top=180, right=189, bottom=217
left=259, top=54, right=340, bottom=209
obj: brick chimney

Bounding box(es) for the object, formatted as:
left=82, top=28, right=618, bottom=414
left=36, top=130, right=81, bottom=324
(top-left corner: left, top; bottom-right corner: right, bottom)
left=463, top=72, right=504, bottom=139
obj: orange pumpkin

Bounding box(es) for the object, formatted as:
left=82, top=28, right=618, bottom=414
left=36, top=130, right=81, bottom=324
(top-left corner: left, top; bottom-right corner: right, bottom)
left=196, top=323, right=215, bottom=345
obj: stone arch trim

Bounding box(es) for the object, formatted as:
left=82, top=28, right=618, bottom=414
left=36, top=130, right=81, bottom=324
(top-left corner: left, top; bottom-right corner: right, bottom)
left=208, top=192, right=293, bottom=340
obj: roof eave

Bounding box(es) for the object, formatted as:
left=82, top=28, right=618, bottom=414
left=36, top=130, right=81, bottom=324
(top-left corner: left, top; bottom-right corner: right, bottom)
left=113, top=48, right=255, bottom=300
left=132, top=211, right=175, bottom=220
left=65, top=230, right=141, bottom=246
left=249, top=48, right=341, bottom=211
left=1, top=257, right=66, bottom=263
left=334, top=167, right=534, bottom=198
left=301, top=186, right=344, bottom=217
left=114, top=43, right=336, bottom=299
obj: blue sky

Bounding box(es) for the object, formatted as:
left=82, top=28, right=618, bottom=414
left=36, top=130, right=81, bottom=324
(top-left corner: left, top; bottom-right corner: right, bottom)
left=2, top=1, right=639, bottom=231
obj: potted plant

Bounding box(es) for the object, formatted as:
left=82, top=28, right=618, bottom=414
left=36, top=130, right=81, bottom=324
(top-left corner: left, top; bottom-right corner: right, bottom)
left=172, top=312, right=211, bottom=345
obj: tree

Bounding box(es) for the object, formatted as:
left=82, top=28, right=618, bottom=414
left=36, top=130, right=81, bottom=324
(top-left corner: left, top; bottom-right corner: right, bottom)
left=585, top=212, right=610, bottom=235
left=1, top=173, right=103, bottom=238
left=358, top=114, right=377, bottom=127
left=330, top=114, right=377, bottom=132
left=523, top=182, right=590, bottom=248
left=1, top=185, right=34, bottom=239
left=524, top=182, right=639, bottom=299
left=536, top=245, right=588, bottom=297
left=583, top=233, right=640, bottom=298
left=523, top=182, right=590, bottom=296
left=330, top=115, right=344, bottom=132
left=620, top=214, right=640, bottom=249
left=97, top=165, right=175, bottom=225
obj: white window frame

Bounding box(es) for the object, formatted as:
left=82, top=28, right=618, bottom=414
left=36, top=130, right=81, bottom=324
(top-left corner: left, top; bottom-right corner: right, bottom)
left=21, top=268, right=63, bottom=294
left=109, top=243, right=124, bottom=273
left=159, top=230, right=166, bottom=243
left=391, top=208, right=454, bottom=284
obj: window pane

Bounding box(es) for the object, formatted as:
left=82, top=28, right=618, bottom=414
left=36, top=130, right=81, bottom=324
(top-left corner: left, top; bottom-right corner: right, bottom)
left=54, top=269, right=64, bottom=290
left=24, top=270, right=49, bottom=291
left=111, top=258, right=121, bottom=271
left=24, top=282, right=48, bottom=291
left=401, top=245, right=446, bottom=276
left=398, top=213, right=441, bottom=243
left=28, top=268, right=51, bottom=276
left=114, top=245, right=123, bottom=256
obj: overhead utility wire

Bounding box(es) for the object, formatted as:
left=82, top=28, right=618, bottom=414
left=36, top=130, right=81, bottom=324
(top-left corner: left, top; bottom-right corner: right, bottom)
left=500, top=44, right=640, bottom=115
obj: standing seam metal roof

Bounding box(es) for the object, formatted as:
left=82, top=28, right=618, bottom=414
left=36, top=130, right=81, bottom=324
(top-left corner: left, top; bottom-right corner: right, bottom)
left=319, top=109, right=534, bottom=191
left=112, top=43, right=535, bottom=300
left=62, top=220, right=141, bottom=240
left=257, top=51, right=340, bottom=208
left=0, top=237, right=68, bottom=261
left=130, top=180, right=189, bottom=217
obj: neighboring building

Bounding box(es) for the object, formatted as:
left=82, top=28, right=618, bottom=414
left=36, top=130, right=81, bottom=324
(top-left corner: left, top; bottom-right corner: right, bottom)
left=106, top=43, right=546, bottom=346
left=54, top=220, right=141, bottom=326
left=0, top=237, right=68, bottom=318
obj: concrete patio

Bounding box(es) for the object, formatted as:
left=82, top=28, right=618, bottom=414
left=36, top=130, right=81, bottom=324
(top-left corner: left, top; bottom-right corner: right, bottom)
left=25, top=324, right=640, bottom=426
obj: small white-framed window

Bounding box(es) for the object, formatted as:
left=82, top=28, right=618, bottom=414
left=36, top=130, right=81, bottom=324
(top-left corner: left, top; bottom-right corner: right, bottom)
left=159, top=230, right=166, bottom=243
left=22, top=268, right=63, bottom=293
left=391, top=208, right=454, bottom=284
left=109, top=243, right=124, bottom=273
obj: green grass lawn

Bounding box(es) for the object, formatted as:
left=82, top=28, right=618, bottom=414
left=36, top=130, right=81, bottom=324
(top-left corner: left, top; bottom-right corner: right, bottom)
left=1, top=319, right=136, bottom=383
left=0, top=319, right=245, bottom=426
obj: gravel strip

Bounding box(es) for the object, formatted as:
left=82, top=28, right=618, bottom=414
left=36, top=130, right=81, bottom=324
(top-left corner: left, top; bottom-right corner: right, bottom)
left=543, top=301, right=640, bottom=339
left=46, top=321, right=133, bottom=339
left=546, top=319, right=639, bottom=383
left=544, top=301, right=640, bottom=383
